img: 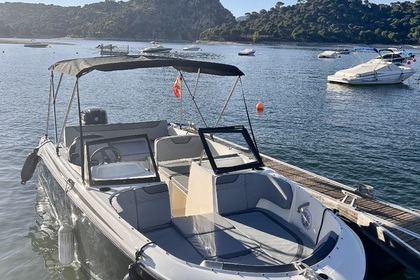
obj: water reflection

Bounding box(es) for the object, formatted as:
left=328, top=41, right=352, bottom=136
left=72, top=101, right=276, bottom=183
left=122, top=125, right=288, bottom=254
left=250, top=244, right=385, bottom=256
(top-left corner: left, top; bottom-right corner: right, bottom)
left=26, top=183, right=85, bottom=280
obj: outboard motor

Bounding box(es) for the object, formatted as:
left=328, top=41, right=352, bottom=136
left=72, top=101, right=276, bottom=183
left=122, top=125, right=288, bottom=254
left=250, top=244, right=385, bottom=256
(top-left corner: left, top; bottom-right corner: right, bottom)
left=81, top=107, right=108, bottom=125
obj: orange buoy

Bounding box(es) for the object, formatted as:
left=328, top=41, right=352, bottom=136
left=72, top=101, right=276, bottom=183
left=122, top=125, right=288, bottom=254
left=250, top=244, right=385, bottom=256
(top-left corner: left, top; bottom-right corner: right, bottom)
left=256, top=101, right=264, bottom=112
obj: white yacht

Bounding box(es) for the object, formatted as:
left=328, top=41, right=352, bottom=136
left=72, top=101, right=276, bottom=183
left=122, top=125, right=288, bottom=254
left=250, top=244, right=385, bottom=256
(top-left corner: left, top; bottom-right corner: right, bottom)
left=21, top=55, right=366, bottom=280
left=141, top=42, right=172, bottom=53
left=328, top=49, right=416, bottom=85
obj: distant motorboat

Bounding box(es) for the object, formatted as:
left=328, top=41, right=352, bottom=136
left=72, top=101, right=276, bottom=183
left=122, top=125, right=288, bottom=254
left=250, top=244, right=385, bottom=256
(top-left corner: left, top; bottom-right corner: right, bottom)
left=238, top=48, right=255, bottom=56
left=336, top=46, right=351, bottom=55
left=318, top=50, right=337, bottom=58
left=327, top=48, right=416, bottom=85
left=142, top=42, right=172, bottom=54
left=182, top=45, right=201, bottom=51
left=97, top=44, right=129, bottom=56
left=24, top=41, right=49, bottom=48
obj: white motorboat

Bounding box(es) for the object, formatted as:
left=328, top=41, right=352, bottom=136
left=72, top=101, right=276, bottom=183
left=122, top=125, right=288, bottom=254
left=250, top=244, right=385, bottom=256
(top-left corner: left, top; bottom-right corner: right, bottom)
left=317, top=50, right=337, bottom=59
left=373, top=48, right=415, bottom=64
left=336, top=46, right=351, bottom=55
left=238, top=48, right=255, bottom=56
left=183, top=45, right=201, bottom=51
left=21, top=55, right=366, bottom=280
left=327, top=49, right=416, bottom=85
left=142, top=42, right=172, bottom=53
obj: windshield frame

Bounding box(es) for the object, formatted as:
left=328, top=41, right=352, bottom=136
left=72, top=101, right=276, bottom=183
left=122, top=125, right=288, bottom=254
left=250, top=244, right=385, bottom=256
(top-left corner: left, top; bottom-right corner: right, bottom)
left=198, top=125, right=263, bottom=174
left=85, top=134, right=160, bottom=186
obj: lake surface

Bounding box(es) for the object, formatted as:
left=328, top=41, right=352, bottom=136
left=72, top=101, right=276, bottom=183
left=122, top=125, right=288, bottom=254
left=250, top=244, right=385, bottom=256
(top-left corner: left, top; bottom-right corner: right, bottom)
left=0, top=39, right=418, bottom=280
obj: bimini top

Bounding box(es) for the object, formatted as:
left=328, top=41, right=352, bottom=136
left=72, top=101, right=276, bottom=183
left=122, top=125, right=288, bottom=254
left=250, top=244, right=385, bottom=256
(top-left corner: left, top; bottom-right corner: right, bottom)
left=49, top=55, right=245, bottom=78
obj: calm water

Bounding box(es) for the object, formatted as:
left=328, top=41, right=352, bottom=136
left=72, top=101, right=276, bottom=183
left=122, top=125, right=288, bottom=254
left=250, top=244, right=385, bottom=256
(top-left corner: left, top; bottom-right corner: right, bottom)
left=0, top=39, right=419, bottom=280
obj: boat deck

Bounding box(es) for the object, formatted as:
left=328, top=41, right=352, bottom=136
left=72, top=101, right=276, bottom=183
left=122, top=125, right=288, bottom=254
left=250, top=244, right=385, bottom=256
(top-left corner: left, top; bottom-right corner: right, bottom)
left=262, top=156, right=420, bottom=275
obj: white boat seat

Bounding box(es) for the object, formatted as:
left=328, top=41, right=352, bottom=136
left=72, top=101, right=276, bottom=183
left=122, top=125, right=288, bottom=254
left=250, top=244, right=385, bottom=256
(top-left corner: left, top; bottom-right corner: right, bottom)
left=142, top=226, right=204, bottom=264
left=215, top=173, right=294, bottom=215
left=110, top=183, right=171, bottom=230
left=154, top=135, right=203, bottom=163
left=155, top=135, right=203, bottom=193
left=111, top=183, right=205, bottom=264
left=172, top=213, right=259, bottom=260
left=201, top=231, right=337, bottom=273
left=158, top=160, right=192, bottom=178
left=225, top=209, right=314, bottom=264
left=171, top=212, right=234, bottom=237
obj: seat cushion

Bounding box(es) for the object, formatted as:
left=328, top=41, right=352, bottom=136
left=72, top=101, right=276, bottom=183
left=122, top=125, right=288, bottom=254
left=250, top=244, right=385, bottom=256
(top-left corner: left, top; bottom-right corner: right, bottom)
left=143, top=226, right=203, bottom=264
left=226, top=210, right=314, bottom=264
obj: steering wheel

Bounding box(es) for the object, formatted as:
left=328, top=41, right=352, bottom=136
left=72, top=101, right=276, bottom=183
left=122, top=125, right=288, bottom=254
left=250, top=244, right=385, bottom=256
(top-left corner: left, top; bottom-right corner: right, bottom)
left=90, top=146, right=122, bottom=165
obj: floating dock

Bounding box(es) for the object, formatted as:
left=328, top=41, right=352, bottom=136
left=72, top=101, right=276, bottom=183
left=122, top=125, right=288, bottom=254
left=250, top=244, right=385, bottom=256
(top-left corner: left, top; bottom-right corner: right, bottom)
left=262, top=155, right=420, bottom=276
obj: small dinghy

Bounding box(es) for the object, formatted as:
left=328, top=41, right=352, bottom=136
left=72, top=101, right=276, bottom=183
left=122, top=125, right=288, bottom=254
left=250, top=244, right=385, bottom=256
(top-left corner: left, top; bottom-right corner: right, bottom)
left=22, top=55, right=366, bottom=280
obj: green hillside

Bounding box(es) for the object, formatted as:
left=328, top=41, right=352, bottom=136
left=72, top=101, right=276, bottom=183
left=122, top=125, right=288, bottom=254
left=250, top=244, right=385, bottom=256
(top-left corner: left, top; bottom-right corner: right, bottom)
left=0, top=0, right=418, bottom=44
left=0, top=0, right=234, bottom=41
left=201, top=0, right=420, bottom=45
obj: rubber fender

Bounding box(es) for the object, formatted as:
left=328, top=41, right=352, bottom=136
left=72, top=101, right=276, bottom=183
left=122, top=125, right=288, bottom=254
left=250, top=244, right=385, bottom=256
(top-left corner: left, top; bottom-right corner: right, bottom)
left=21, top=148, right=39, bottom=185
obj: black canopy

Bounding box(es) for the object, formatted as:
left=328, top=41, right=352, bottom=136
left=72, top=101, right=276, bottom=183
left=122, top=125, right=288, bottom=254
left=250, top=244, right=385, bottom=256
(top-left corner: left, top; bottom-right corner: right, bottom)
left=49, top=55, right=244, bottom=78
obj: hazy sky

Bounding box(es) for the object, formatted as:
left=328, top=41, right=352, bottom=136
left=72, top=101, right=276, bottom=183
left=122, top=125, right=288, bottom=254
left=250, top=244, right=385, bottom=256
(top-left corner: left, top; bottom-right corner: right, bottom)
left=0, top=0, right=403, bottom=17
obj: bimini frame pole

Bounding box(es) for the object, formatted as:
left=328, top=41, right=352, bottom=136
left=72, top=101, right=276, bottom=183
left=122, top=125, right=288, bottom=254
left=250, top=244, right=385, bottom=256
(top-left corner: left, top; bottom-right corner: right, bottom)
left=46, top=72, right=63, bottom=149
left=180, top=70, right=208, bottom=127
left=45, top=71, right=55, bottom=138
left=57, top=79, right=78, bottom=146
left=192, top=68, right=200, bottom=99
left=73, top=79, right=86, bottom=182
left=214, top=76, right=240, bottom=128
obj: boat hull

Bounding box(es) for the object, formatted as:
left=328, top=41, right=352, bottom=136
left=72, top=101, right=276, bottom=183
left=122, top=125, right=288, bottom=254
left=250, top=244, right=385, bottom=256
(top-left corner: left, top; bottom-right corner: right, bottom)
left=327, top=71, right=415, bottom=85
left=24, top=43, right=49, bottom=48
left=142, top=48, right=172, bottom=54
left=35, top=136, right=366, bottom=280
left=327, top=64, right=416, bottom=85
left=238, top=50, right=255, bottom=56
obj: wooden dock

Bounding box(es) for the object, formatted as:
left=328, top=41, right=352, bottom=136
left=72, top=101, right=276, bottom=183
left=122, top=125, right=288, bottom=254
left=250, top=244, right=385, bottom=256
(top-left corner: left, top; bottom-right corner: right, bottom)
left=262, top=155, right=420, bottom=276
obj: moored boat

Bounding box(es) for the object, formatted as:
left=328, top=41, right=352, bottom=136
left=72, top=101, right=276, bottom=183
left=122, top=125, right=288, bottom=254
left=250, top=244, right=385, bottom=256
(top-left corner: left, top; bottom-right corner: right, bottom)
left=142, top=42, right=172, bottom=53
left=238, top=48, right=255, bottom=56
left=182, top=45, right=201, bottom=51
left=24, top=41, right=49, bottom=48
left=22, top=55, right=366, bottom=280
left=373, top=48, right=415, bottom=64
left=318, top=50, right=337, bottom=59
left=328, top=48, right=416, bottom=85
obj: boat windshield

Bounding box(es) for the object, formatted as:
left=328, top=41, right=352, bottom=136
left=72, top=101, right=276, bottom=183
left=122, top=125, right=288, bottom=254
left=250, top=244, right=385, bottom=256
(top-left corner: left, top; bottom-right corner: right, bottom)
left=198, top=126, right=263, bottom=174
left=86, top=134, right=159, bottom=185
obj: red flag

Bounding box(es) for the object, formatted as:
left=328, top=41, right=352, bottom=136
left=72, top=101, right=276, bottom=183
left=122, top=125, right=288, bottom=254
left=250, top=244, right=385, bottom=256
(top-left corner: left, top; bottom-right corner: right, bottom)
left=172, top=73, right=182, bottom=98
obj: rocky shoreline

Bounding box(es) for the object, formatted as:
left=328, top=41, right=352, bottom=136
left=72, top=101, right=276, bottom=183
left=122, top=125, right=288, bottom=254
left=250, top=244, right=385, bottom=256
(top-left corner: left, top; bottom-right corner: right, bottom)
left=0, top=38, right=74, bottom=45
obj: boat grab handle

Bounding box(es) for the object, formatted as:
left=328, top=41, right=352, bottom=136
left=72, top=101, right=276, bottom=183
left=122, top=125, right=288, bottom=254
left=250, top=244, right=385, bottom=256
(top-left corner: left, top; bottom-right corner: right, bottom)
left=297, top=202, right=310, bottom=213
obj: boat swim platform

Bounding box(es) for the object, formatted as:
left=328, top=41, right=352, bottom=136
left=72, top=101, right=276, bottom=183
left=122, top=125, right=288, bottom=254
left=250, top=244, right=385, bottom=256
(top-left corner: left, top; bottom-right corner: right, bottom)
left=262, top=155, right=420, bottom=276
